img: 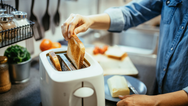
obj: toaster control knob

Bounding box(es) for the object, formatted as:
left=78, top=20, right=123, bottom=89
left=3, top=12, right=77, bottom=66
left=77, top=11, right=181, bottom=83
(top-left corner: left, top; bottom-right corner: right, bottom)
left=74, top=87, right=94, bottom=98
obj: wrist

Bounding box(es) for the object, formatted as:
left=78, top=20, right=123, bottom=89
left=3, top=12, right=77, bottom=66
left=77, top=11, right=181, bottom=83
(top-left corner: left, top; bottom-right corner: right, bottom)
left=86, top=15, right=96, bottom=28
left=86, top=13, right=110, bottom=29
left=151, top=95, right=160, bottom=106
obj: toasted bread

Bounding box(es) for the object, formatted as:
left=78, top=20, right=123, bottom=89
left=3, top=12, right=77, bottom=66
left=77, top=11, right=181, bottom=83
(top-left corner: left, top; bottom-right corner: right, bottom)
left=49, top=51, right=62, bottom=71
left=67, top=35, right=85, bottom=69
left=105, top=46, right=127, bottom=60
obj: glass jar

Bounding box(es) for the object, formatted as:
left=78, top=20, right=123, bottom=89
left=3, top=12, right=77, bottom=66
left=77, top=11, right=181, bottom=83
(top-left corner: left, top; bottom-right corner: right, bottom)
left=0, top=56, right=11, bottom=93
left=11, top=11, right=29, bottom=26
left=0, top=8, right=6, bottom=14
left=0, top=9, right=4, bottom=42
left=11, top=11, right=30, bottom=36
left=0, top=14, right=17, bottom=40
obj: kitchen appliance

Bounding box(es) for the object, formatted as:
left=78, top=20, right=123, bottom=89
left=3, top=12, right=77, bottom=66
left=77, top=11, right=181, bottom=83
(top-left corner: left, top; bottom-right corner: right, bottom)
left=39, top=48, right=105, bottom=106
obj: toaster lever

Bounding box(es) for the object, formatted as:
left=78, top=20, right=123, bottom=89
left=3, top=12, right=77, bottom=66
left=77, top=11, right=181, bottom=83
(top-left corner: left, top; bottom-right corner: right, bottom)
left=74, top=87, right=94, bottom=98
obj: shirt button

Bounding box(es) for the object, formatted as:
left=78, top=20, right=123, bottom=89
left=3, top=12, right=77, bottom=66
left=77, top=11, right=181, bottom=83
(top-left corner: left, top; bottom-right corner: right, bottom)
left=166, top=0, right=170, bottom=5
left=182, top=26, right=184, bottom=29
left=171, top=48, right=173, bottom=50
left=163, top=68, right=166, bottom=71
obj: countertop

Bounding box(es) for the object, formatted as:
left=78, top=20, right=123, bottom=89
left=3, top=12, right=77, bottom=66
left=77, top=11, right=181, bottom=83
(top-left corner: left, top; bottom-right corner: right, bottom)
left=0, top=53, right=156, bottom=106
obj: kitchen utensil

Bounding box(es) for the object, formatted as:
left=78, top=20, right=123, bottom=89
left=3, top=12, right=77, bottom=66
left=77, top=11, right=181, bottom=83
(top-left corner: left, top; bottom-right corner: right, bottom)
left=127, top=80, right=139, bottom=94
left=51, top=19, right=55, bottom=34
left=30, top=0, right=44, bottom=41
left=39, top=48, right=105, bottom=106
left=104, top=75, right=147, bottom=102
left=42, top=0, right=50, bottom=31
left=1, top=0, right=4, bottom=9
left=15, top=0, right=19, bottom=10
left=53, top=0, right=60, bottom=26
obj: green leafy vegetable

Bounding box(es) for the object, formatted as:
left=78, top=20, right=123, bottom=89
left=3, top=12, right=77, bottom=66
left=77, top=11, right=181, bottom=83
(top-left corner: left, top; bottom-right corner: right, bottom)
left=4, top=45, right=31, bottom=63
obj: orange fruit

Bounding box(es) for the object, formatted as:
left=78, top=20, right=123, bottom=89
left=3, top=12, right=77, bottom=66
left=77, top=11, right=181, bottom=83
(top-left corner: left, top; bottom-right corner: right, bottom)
left=51, top=42, right=61, bottom=49
left=40, top=39, right=53, bottom=51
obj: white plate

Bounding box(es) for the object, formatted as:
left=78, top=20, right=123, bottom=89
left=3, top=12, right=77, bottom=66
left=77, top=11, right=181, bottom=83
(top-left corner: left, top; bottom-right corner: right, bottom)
left=104, top=75, right=147, bottom=102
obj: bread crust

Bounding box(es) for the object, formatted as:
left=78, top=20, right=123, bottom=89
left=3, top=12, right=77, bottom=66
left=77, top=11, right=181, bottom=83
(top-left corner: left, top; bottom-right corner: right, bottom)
left=49, top=51, right=62, bottom=71
left=107, top=52, right=127, bottom=61
left=105, top=46, right=127, bottom=61
left=67, top=35, right=85, bottom=69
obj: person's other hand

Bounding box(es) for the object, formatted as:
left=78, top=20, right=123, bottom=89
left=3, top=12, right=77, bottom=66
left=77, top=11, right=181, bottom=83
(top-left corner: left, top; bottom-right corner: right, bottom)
left=117, top=95, right=155, bottom=106
left=61, top=14, right=93, bottom=41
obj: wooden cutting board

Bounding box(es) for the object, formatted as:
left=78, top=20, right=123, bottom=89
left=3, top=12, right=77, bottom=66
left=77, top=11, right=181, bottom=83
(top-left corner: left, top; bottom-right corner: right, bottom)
left=85, top=48, right=138, bottom=76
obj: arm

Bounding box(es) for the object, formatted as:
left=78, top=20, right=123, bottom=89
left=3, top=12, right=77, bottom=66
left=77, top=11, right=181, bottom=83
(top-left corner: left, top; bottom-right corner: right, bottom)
left=117, top=90, right=188, bottom=106
left=61, top=13, right=110, bottom=41
left=154, top=90, right=188, bottom=106
left=88, top=14, right=110, bottom=30
left=61, top=0, right=162, bottom=40
left=105, top=0, right=162, bottom=32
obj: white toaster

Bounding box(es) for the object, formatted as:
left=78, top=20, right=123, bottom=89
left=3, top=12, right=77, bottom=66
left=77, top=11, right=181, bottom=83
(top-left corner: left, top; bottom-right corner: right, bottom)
left=39, top=48, right=105, bottom=106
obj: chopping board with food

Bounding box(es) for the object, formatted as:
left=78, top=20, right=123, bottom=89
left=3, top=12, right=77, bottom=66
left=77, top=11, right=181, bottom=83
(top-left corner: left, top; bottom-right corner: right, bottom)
left=85, top=46, right=138, bottom=76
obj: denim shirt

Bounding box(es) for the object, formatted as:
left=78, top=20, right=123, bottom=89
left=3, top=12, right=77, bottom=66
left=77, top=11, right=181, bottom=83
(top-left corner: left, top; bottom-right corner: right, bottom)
left=105, top=0, right=188, bottom=94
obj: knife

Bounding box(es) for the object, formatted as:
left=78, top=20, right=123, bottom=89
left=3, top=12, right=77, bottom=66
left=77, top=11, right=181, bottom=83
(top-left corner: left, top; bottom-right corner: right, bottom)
left=127, top=81, right=139, bottom=94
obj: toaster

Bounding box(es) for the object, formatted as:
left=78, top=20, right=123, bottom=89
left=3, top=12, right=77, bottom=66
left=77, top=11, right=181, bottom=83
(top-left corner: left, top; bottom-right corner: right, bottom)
left=39, top=48, right=105, bottom=106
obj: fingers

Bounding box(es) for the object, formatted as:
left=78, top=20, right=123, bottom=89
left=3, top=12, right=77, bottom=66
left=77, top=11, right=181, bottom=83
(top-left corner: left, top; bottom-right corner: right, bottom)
left=117, top=95, right=138, bottom=106
left=74, top=24, right=88, bottom=34
left=117, top=100, right=125, bottom=106
left=117, top=95, right=131, bottom=106
left=61, top=14, right=75, bottom=41
left=119, top=95, right=132, bottom=100
left=117, top=99, right=129, bottom=106
left=61, top=14, right=90, bottom=41
left=68, top=14, right=82, bottom=37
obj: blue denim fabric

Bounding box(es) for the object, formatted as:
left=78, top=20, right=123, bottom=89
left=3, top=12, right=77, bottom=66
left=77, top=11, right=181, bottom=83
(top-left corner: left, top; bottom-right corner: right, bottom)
left=105, top=0, right=188, bottom=94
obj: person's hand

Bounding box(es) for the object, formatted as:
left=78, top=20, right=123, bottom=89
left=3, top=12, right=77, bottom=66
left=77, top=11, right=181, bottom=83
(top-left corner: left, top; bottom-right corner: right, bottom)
left=61, top=14, right=93, bottom=41
left=117, top=95, right=155, bottom=106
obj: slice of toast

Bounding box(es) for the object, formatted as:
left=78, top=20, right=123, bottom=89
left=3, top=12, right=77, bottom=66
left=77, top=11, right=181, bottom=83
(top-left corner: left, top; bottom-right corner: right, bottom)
left=49, top=51, right=62, bottom=71
left=67, top=35, right=85, bottom=69
left=105, top=46, right=127, bottom=61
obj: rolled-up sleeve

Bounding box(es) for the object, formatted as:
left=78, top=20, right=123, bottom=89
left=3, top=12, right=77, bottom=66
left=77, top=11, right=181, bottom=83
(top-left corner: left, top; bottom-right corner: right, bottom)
left=104, top=8, right=125, bottom=32
left=183, top=87, right=188, bottom=94
left=104, top=0, right=162, bottom=32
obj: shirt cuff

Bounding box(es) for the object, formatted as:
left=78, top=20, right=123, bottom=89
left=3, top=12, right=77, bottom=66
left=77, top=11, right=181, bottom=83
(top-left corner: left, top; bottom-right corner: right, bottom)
left=183, top=87, right=188, bottom=93
left=104, top=7, right=125, bottom=32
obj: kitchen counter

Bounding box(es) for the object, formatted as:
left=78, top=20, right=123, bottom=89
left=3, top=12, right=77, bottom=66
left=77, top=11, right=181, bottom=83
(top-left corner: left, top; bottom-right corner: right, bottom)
left=0, top=53, right=156, bottom=106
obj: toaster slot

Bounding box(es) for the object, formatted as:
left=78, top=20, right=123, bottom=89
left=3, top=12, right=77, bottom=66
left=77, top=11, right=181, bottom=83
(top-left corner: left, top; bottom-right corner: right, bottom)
left=57, top=53, right=90, bottom=71
left=57, top=55, right=71, bottom=71
left=63, top=54, right=90, bottom=69
left=47, top=51, right=90, bottom=71
left=57, top=54, right=76, bottom=71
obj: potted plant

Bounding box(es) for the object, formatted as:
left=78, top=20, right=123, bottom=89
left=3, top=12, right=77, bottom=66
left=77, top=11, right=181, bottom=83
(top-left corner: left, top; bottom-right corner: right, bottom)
left=4, top=45, right=31, bottom=83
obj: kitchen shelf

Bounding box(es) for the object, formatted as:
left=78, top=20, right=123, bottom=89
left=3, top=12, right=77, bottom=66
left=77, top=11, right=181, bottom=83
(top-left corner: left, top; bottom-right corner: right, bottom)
left=0, top=3, right=34, bottom=48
